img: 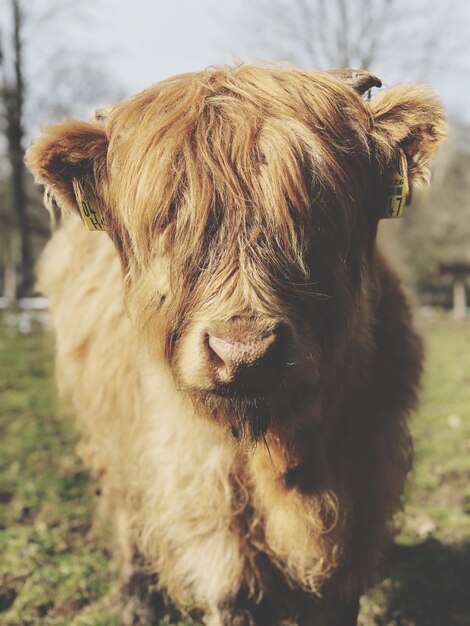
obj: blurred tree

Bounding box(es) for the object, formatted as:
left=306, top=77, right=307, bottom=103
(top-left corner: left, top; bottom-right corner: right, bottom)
left=243, top=0, right=465, bottom=81
left=401, top=136, right=470, bottom=291
left=378, top=133, right=470, bottom=309
left=0, top=0, right=120, bottom=300
left=0, top=0, right=31, bottom=296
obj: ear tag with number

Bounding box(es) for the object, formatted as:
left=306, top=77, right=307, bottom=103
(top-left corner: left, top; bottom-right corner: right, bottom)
left=72, top=178, right=107, bottom=231
left=382, top=150, right=410, bottom=219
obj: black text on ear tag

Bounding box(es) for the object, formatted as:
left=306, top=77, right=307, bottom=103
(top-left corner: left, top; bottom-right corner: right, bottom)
left=72, top=178, right=107, bottom=231
left=382, top=151, right=409, bottom=219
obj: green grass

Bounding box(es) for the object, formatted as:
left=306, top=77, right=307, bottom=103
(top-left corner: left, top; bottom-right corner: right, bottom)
left=359, top=316, right=470, bottom=626
left=1, top=315, right=469, bottom=625
left=0, top=321, right=119, bottom=626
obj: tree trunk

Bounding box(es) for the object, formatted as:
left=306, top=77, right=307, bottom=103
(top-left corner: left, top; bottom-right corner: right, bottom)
left=3, top=260, right=18, bottom=303
left=6, top=0, right=33, bottom=296
left=9, top=128, right=32, bottom=294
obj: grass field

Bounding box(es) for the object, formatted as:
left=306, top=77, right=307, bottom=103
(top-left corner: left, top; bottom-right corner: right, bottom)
left=0, top=314, right=469, bottom=626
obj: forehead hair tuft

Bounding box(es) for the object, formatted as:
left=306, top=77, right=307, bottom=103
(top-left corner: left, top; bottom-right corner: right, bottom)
left=105, top=66, right=373, bottom=268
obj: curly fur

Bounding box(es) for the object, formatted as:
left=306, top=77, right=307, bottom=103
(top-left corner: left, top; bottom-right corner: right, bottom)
left=27, top=65, right=445, bottom=625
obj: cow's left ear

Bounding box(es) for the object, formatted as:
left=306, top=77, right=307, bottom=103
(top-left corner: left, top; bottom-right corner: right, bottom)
left=370, top=84, right=446, bottom=187
left=26, top=119, right=109, bottom=230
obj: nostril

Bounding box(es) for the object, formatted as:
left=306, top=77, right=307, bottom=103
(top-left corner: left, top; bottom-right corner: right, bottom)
left=206, top=334, right=228, bottom=368
left=207, top=332, right=278, bottom=368
left=205, top=326, right=286, bottom=390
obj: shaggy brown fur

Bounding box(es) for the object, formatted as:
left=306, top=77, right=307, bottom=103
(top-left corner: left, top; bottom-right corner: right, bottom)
left=26, top=65, right=445, bottom=626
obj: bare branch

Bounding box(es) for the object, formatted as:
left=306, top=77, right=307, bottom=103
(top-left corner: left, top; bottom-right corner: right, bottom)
left=240, top=0, right=468, bottom=83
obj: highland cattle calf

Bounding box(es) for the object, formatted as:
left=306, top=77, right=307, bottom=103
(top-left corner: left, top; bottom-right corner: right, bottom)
left=26, top=66, right=445, bottom=626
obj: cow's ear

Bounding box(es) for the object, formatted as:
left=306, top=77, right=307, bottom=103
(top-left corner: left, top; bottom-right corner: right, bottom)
left=26, top=119, right=109, bottom=230
left=370, top=84, right=446, bottom=188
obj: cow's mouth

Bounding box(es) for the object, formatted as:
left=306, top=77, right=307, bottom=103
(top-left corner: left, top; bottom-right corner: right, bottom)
left=210, top=380, right=283, bottom=399
left=190, top=381, right=318, bottom=442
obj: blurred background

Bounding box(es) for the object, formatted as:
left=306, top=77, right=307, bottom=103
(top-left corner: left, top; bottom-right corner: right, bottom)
left=0, top=1, right=469, bottom=625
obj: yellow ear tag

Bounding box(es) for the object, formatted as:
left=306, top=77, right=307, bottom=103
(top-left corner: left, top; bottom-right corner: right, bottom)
left=72, top=178, right=107, bottom=231
left=382, top=150, right=409, bottom=219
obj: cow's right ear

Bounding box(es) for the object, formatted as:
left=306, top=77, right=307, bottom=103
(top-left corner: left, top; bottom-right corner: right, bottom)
left=26, top=120, right=109, bottom=230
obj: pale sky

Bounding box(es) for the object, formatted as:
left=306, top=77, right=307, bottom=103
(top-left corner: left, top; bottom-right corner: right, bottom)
left=1, top=0, right=469, bottom=125
left=87, top=0, right=470, bottom=125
